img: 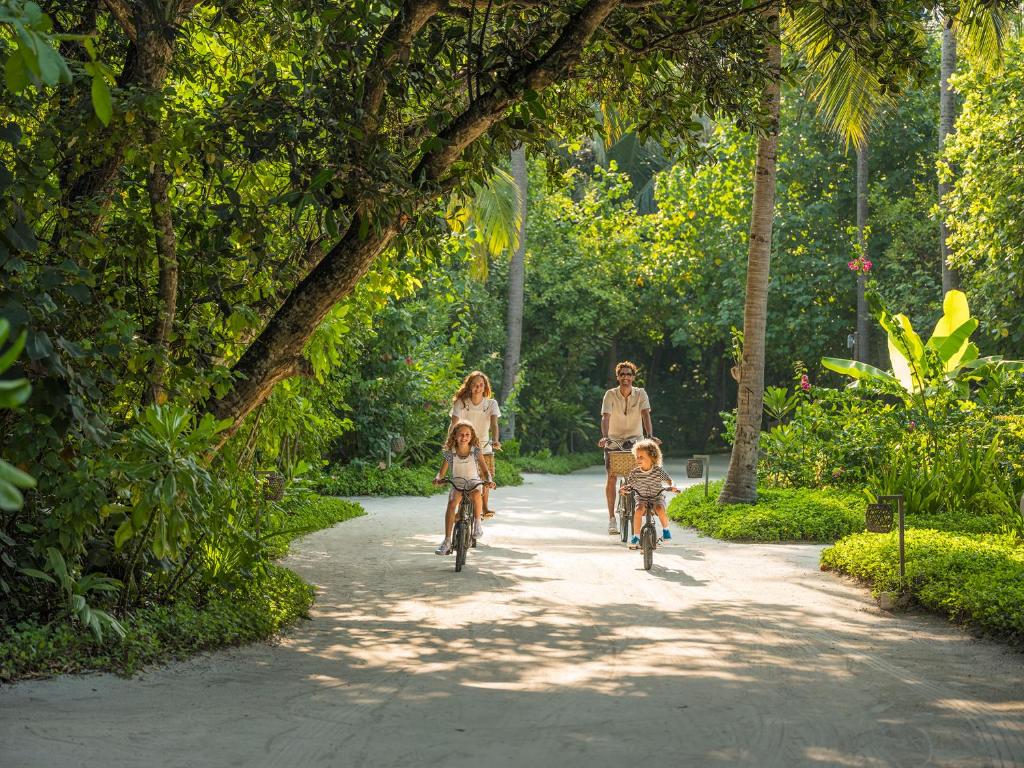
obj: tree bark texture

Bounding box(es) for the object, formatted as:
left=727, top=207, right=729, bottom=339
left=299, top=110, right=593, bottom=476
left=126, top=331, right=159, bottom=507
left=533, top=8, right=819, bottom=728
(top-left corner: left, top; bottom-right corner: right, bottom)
left=206, top=0, right=624, bottom=448
left=939, top=24, right=961, bottom=294
left=856, top=142, right=869, bottom=364
left=718, top=7, right=780, bottom=505
left=500, top=144, right=528, bottom=439
left=145, top=126, right=178, bottom=405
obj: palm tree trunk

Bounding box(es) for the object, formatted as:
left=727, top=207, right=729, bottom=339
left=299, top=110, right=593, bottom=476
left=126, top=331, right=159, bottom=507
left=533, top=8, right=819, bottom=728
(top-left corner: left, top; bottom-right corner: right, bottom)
left=500, top=144, right=528, bottom=439
left=939, top=24, right=961, bottom=294
left=856, top=142, right=870, bottom=363
left=718, top=7, right=780, bottom=505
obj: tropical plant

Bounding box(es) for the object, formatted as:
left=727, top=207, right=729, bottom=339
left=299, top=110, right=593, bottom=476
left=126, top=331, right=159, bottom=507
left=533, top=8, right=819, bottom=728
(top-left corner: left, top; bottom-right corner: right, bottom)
left=0, top=317, right=33, bottom=511
left=20, top=547, right=125, bottom=641
left=822, top=289, right=1024, bottom=406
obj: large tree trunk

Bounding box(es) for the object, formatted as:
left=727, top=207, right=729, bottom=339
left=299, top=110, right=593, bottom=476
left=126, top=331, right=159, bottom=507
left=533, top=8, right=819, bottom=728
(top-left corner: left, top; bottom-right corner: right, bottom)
left=500, top=144, right=528, bottom=439
left=718, top=7, right=780, bottom=505
left=856, top=142, right=870, bottom=363
left=939, top=24, right=961, bottom=294
left=206, top=0, right=624, bottom=450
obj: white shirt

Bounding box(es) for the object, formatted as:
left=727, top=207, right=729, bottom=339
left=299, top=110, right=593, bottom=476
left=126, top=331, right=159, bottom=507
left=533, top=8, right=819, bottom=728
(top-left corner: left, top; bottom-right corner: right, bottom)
left=450, top=397, right=501, bottom=454
left=443, top=447, right=482, bottom=485
left=601, top=386, right=650, bottom=442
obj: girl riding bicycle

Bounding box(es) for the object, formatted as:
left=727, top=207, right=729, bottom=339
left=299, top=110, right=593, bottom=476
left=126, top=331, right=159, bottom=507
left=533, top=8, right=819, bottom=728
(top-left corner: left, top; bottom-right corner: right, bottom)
left=433, top=420, right=496, bottom=555
left=621, top=439, right=677, bottom=549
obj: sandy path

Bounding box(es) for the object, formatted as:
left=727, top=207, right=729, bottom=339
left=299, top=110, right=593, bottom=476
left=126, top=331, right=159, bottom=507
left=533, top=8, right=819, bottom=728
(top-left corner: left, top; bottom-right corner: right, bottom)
left=2, top=460, right=1023, bottom=767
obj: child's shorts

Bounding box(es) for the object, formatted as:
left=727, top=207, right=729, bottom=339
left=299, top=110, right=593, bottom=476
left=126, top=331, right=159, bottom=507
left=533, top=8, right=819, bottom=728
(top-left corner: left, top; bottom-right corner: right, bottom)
left=449, top=485, right=482, bottom=502
left=633, top=492, right=666, bottom=508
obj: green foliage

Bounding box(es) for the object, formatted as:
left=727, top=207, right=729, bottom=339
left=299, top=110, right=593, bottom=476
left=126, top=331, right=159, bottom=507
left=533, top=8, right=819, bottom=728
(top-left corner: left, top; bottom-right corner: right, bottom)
left=317, top=461, right=523, bottom=497
left=262, top=494, right=364, bottom=559
left=509, top=451, right=603, bottom=474
left=668, top=480, right=865, bottom=542
left=0, top=563, right=313, bottom=681
left=821, top=529, right=1024, bottom=640
left=0, top=317, right=33, bottom=512
left=944, top=36, right=1024, bottom=352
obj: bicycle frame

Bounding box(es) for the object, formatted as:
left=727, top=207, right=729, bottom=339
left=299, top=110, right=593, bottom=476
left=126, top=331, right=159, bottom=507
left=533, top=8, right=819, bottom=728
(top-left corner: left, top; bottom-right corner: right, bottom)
left=604, top=438, right=636, bottom=543
left=441, top=478, right=486, bottom=572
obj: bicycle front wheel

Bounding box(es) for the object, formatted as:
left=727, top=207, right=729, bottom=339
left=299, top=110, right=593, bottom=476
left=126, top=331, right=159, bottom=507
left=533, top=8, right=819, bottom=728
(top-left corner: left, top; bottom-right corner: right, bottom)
left=453, top=521, right=468, bottom=572
left=641, top=526, right=656, bottom=571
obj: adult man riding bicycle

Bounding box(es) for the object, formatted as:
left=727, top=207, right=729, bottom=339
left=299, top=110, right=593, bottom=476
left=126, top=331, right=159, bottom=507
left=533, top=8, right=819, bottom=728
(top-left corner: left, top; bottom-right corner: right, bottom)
left=597, top=360, right=656, bottom=535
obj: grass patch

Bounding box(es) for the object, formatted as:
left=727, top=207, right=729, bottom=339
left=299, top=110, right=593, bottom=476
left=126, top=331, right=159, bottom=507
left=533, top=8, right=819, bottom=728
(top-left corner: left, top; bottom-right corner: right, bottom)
left=0, top=493, right=364, bottom=682
left=821, top=529, right=1024, bottom=640
left=316, top=460, right=522, bottom=497
left=509, top=451, right=603, bottom=474
left=668, top=480, right=865, bottom=542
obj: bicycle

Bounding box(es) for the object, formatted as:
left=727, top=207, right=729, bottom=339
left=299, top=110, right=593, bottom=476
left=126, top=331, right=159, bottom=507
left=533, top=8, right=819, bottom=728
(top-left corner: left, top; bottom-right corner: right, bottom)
left=439, top=478, right=487, bottom=572
left=627, top=490, right=675, bottom=571
left=602, top=438, right=637, bottom=543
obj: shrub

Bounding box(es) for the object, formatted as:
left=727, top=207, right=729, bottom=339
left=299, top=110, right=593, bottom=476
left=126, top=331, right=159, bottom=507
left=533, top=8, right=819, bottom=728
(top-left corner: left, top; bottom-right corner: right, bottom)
left=668, top=480, right=865, bottom=542
left=821, top=529, right=1024, bottom=640
left=0, top=563, right=313, bottom=681
left=316, top=461, right=522, bottom=497
left=510, top=451, right=603, bottom=474
left=263, top=495, right=365, bottom=558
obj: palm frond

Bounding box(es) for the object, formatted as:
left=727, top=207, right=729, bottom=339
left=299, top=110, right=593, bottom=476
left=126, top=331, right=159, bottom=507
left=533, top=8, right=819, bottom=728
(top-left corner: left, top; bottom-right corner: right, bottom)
left=445, top=166, right=522, bottom=280
left=950, top=1, right=1011, bottom=68
left=785, top=6, right=925, bottom=148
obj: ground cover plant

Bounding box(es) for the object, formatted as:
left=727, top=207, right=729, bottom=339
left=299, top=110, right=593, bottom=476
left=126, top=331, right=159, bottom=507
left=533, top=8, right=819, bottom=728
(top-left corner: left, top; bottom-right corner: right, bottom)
left=821, top=529, right=1024, bottom=641
left=316, top=461, right=523, bottom=497
left=668, top=480, right=864, bottom=542
left=0, top=492, right=362, bottom=681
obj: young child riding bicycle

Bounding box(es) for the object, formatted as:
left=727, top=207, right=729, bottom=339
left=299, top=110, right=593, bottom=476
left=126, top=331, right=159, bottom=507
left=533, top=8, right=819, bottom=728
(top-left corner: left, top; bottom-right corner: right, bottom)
left=620, top=439, right=678, bottom=550
left=433, top=420, right=496, bottom=556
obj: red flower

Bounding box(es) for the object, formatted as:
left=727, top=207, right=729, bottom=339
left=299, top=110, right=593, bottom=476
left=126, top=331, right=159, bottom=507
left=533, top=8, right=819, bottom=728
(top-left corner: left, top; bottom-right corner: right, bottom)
left=800, top=374, right=811, bottom=392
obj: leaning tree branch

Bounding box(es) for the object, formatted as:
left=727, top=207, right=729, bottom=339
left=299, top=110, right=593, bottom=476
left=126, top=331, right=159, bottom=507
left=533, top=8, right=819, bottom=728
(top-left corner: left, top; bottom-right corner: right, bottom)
left=205, top=0, right=624, bottom=447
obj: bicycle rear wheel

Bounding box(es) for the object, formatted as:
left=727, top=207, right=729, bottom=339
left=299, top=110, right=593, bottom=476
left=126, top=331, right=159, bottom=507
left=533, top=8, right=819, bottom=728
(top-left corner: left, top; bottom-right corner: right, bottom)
left=641, top=525, right=655, bottom=570
left=453, top=520, right=468, bottom=572
left=619, top=490, right=633, bottom=543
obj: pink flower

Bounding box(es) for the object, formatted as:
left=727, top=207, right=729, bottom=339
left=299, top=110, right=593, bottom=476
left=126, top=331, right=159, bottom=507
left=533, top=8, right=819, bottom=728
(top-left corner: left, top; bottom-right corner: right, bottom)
left=800, top=374, right=810, bottom=392
left=848, top=261, right=858, bottom=271
left=908, top=420, right=916, bottom=431
left=862, top=260, right=873, bottom=273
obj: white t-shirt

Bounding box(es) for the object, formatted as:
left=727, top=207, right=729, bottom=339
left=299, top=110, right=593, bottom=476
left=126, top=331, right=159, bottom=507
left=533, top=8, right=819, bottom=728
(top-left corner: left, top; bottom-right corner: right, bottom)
left=601, top=386, right=650, bottom=442
left=443, top=447, right=483, bottom=485
left=450, top=397, right=501, bottom=454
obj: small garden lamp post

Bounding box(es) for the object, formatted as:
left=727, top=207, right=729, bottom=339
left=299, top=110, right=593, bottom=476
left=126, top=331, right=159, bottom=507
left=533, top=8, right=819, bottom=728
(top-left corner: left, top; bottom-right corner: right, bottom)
left=866, top=494, right=905, bottom=587
left=687, top=454, right=710, bottom=498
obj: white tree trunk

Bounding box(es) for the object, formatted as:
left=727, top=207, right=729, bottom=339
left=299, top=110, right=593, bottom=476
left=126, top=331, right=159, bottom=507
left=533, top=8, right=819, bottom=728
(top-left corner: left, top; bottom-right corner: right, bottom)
left=856, top=142, right=869, bottom=364
left=500, top=144, right=528, bottom=439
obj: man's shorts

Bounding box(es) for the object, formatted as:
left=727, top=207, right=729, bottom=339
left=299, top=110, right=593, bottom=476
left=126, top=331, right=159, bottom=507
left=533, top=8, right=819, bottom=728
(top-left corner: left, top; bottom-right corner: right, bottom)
left=482, top=453, right=495, bottom=479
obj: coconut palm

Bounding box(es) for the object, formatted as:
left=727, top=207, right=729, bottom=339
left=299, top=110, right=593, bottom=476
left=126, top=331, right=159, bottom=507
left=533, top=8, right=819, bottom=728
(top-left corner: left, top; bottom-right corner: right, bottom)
left=500, top=144, right=528, bottom=438
left=718, top=1, right=1008, bottom=503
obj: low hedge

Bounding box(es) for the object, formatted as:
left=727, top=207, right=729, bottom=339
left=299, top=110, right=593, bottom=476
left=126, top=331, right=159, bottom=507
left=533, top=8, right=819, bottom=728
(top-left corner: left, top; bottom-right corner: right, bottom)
left=668, top=480, right=865, bottom=542
left=509, top=451, right=603, bottom=474
left=316, top=460, right=523, bottom=497
left=0, top=564, right=313, bottom=681
left=821, top=529, right=1024, bottom=640
left=264, top=494, right=364, bottom=558
left=0, top=493, right=364, bottom=681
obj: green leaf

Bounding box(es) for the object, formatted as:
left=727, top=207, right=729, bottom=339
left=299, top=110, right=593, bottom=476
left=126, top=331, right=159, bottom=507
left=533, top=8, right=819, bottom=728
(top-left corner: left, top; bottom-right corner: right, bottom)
left=19, top=567, right=55, bottom=585
left=114, top=519, right=134, bottom=549
left=91, top=75, right=112, bottom=125
left=0, top=459, right=35, bottom=488
left=821, top=357, right=896, bottom=384
left=931, top=318, right=978, bottom=372
left=4, top=50, right=29, bottom=93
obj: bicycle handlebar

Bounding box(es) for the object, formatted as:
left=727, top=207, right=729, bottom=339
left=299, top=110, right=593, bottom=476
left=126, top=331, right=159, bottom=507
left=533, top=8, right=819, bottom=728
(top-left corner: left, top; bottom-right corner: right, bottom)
left=436, top=477, right=491, bottom=491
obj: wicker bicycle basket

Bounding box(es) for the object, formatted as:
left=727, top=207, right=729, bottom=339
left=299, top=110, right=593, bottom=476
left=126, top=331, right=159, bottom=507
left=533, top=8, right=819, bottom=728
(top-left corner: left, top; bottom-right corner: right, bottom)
left=607, top=450, right=636, bottom=477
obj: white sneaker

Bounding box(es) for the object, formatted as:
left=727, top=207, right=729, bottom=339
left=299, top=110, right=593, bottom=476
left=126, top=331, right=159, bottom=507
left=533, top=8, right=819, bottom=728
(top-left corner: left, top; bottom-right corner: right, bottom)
left=473, top=519, right=483, bottom=538
left=435, top=539, right=452, bottom=555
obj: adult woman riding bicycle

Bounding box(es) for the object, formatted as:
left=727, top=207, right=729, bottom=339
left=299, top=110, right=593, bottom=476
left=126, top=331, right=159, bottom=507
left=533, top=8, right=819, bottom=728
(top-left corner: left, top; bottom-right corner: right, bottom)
left=449, top=371, right=501, bottom=517
left=597, top=360, right=657, bottom=535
